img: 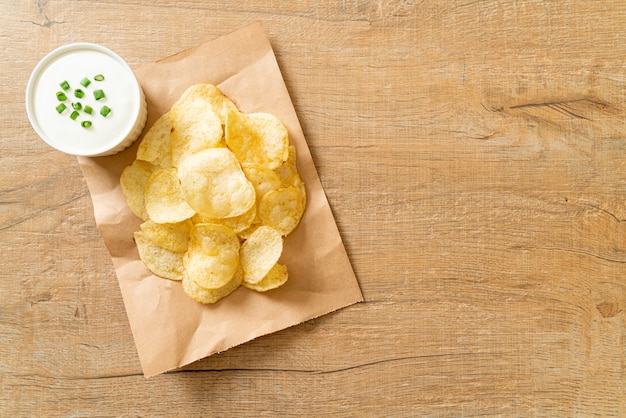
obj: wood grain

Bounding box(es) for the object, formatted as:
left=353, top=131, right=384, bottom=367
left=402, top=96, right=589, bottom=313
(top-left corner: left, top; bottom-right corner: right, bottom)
left=2, top=0, right=625, bottom=416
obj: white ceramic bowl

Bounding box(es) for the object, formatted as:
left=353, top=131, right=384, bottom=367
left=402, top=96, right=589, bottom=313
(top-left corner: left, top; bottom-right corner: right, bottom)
left=26, top=43, right=147, bottom=157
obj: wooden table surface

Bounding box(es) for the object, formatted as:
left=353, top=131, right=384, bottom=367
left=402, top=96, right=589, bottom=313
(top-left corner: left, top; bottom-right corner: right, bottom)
left=3, top=1, right=625, bottom=416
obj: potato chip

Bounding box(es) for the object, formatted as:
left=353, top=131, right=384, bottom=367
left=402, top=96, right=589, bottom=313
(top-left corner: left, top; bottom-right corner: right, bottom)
left=134, top=231, right=184, bottom=281
left=225, top=110, right=289, bottom=169
left=177, top=148, right=256, bottom=219
left=136, top=112, right=173, bottom=169
left=275, top=145, right=304, bottom=189
left=169, top=90, right=224, bottom=167
left=240, top=226, right=283, bottom=285
left=258, top=186, right=306, bottom=236
left=195, top=202, right=257, bottom=235
left=139, top=219, right=192, bottom=253
left=145, top=168, right=196, bottom=224
left=120, top=159, right=155, bottom=221
left=173, top=84, right=237, bottom=124
left=242, top=163, right=282, bottom=202
left=236, top=223, right=262, bottom=241
left=182, top=266, right=242, bottom=304
left=185, top=223, right=240, bottom=289
left=243, top=263, right=288, bottom=292
left=274, top=146, right=306, bottom=210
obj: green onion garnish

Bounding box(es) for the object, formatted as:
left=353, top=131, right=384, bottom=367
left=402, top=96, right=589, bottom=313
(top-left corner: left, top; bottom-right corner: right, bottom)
left=56, top=103, right=67, bottom=113
left=56, top=91, right=67, bottom=101
left=74, top=89, right=84, bottom=98
left=84, top=105, right=93, bottom=115
left=80, top=77, right=91, bottom=87
left=81, top=120, right=92, bottom=128
left=72, top=102, right=82, bottom=110
left=94, top=89, right=105, bottom=100
left=60, top=81, right=70, bottom=90
left=94, top=74, right=105, bottom=81
left=100, top=105, right=111, bottom=117
left=70, top=110, right=80, bottom=120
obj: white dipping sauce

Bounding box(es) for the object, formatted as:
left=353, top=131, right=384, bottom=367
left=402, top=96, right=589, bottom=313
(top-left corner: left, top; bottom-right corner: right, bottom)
left=26, top=43, right=147, bottom=156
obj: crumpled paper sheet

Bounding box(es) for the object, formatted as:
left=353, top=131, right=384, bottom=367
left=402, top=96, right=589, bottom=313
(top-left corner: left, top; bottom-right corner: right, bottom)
left=77, top=21, right=363, bottom=377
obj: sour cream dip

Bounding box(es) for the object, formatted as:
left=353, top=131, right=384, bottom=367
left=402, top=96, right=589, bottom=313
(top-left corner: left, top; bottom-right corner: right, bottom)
left=26, top=43, right=147, bottom=156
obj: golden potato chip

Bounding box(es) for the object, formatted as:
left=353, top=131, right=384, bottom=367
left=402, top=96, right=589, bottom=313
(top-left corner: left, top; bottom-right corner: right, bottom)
left=195, top=202, right=257, bottom=235
left=182, top=266, right=242, bottom=304
left=145, top=168, right=196, bottom=224
left=236, top=223, right=262, bottom=241
left=136, top=112, right=173, bottom=169
left=139, top=219, right=192, bottom=253
left=134, top=231, right=184, bottom=281
left=177, top=148, right=256, bottom=219
left=169, top=88, right=224, bottom=167
left=242, top=163, right=282, bottom=202
left=274, top=146, right=306, bottom=210
left=258, top=186, right=305, bottom=236
left=120, top=159, right=155, bottom=221
left=240, top=226, right=283, bottom=285
left=173, top=84, right=237, bottom=124
left=243, top=263, right=288, bottom=292
left=225, top=110, right=289, bottom=170
left=185, top=223, right=240, bottom=289
left=275, top=145, right=303, bottom=189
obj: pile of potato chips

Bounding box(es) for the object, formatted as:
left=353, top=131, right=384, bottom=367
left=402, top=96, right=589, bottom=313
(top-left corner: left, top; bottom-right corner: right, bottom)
left=120, top=84, right=306, bottom=304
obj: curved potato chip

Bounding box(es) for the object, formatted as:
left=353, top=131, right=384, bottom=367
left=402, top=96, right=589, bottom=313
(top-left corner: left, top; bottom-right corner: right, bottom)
left=275, top=146, right=307, bottom=209
left=225, top=110, right=289, bottom=169
left=172, top=84, right=238, bottom=124
left=243, top=263, right=288, bottom=292
left=274, top=145, right=304, bottom=189
left=185, top=223, right=240, bottom=289
left=136, top=112, right=172, bottom=168
left=195, top=202, right=257, bottom=234
left=182, top=266, right=242, bottom=304
left=139, top=219, right=192, bottom=253
left=134, top=231, right=184, bottom=281
left=177, top=148, right=256, bottom=219
left=120, top=159, right=155, bottom=221
left=242, top=163, right=282, bottom=202
left=236, top=223, right=262, bottom=241
left=240, top=226, right=283, bottom=285
left=169, top=89, right=224, bottom=167
left=145, top=168, right=196, bottom=224
left=258, top=186, right=305, bottom=236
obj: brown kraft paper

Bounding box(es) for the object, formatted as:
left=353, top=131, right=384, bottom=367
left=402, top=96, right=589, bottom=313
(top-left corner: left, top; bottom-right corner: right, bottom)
left=77, top=21, right=363, bottom=377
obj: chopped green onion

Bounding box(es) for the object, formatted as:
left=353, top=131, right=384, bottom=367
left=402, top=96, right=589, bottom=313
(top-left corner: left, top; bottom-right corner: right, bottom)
left=56, top=91, right=67, bottom=101
left=74, top=89, right=84, bottom=98
left=84, top=105, right=93, bottom=115
left=94, top=74, right=105, bottom=81
left=100, top=105, right=111, bottom=117
left=81, top=120, right=92, bottom=128
left=72, top=102, right=82, bottom=110
left=93, top=89, right=105, bottom=100
left=59, top=81, right=70, bottom=90
left=55, top=103, right=67, bottom=113
left=80, top=77, right=91, bottom=87
left=70, top=110, right=80, bottom=120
